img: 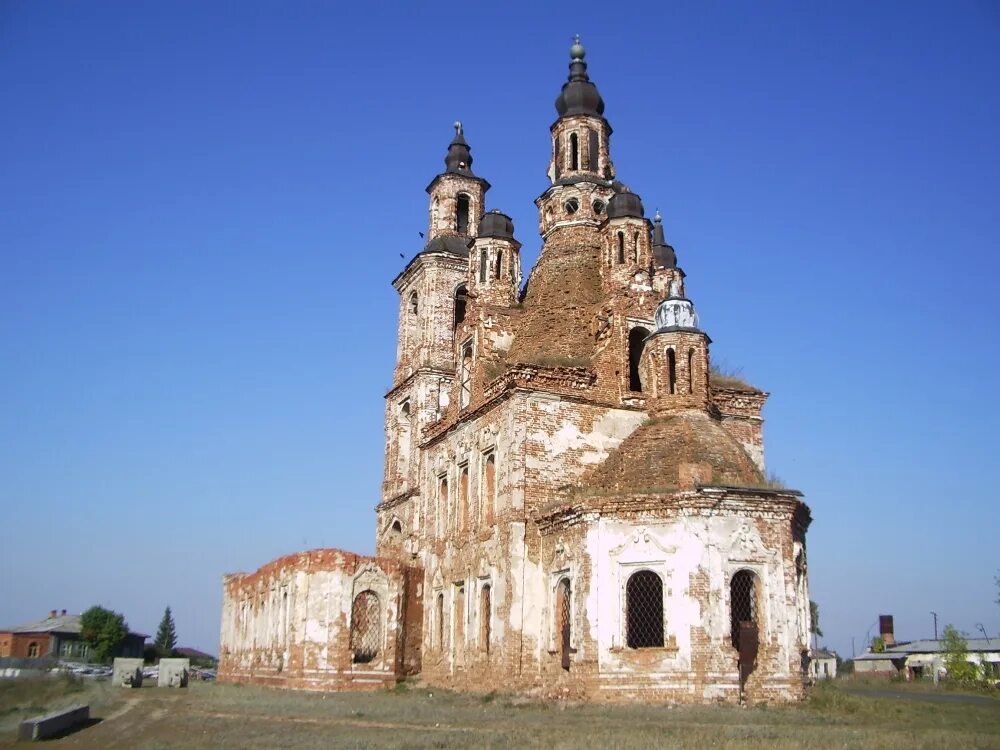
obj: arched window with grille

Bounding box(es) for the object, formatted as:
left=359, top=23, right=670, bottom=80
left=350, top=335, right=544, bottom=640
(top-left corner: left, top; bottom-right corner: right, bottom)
left=350, top=590, right=381, bottom=664
left=730, top=569, right=758, bottom=651
left=556, top=578, right=572, bottom=670
left=626, top=570, right=664, bottom=648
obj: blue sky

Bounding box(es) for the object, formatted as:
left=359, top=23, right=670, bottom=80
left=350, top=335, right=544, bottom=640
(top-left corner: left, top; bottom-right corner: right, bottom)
left=1, top=1, right=998, bottom=658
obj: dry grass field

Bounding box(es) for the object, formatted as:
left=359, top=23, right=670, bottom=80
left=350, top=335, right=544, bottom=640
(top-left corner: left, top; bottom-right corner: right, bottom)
left=2, top=676, right=999, bottom=749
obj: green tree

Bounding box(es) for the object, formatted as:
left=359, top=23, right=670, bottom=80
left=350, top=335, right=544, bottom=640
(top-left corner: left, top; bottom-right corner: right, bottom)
left=809, top=600, right=823, bottom=646
left=154, top=606, right=178, bottom=656
left=942, top=624, right=977, bottom=684
left=870, top=636, right=886, bottom=653
left=79, top=606, right=128, bottom=664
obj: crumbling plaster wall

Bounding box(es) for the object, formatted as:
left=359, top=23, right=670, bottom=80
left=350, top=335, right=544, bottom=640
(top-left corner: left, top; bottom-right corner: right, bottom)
left=219, top=550, right=407, bottom=691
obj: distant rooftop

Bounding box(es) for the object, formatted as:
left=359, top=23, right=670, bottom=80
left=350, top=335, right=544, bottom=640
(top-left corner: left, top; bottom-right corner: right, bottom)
left=1, top=612, right=148, bottom=639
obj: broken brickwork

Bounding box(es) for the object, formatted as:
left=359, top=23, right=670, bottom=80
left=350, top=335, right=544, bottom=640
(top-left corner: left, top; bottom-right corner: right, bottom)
left=220, top=41, right=813, bottom=704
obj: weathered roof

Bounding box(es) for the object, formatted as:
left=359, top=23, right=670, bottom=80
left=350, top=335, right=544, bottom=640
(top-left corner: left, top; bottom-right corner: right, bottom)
left=1, top=613, right=148, bottom=639
left=885, top=639, right=999, bottom=654
left=584, top=410, right=765, bottom=494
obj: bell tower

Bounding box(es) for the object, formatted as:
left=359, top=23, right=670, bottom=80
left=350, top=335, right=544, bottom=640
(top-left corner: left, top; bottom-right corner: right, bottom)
left=427, top=122, right=489, bottom=241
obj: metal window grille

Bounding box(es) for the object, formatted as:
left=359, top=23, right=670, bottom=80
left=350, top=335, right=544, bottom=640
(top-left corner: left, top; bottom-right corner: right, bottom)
left=626, top=570, right=664, bottom=648
left=557, top=578, right=572, bottom=670
left=730, top=570, right=757, bottom=650
left=350, top=590, right=381, bottom=664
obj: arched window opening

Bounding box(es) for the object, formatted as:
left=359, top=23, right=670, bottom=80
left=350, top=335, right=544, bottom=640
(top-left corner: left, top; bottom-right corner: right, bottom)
left=495, top=250, right=503, bottom=280
left=667, top=348, right=677, bottom=395
left=483, top=453, right=496, bottom=525
left=456, top=194, right=470, bottom=234
left=350, top=590, right=381, bottom=663
left=580, top=128, right=590, bottom=170
left=588, top=129, right=599, bottom=172
left=626, top=570, right=664, bottom=648
left=408, top=291, right=418, bottom=315
left=438, top=476, right=449, bottom=536
left=480, top=584, right=492, bottom=654
left=458, top=464, right=469, bottom=531
left=454, top=584, right=466, bottom=658
left=453, top=285, right=467, bottom=330
left=617, top=232, right=625, bottom=264
left=564, top=198, right=579, bottom=215
left=632, top=232, right=640, bottom=263
left=730, top=570, right=758, bottom=651
left=400, top=400, right=410, bottom=420
left=557, top=578, right=572, bottom=670
left=569, top=132, right=579, bottom=170
left=687, top=349, right=695, bottom=394
left=391, top=519, right=403, bottom=535
left=460, top=341, right=473, bottom=409
left=628, top=327, right=650, bottom=392
left=479, top=249, right=488, bottom=283
left=27, top=642, right=39, bottom=658
left=436, top=593, right=445, bottom=650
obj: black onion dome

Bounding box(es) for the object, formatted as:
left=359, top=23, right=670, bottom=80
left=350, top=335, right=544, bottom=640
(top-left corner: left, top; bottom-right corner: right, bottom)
left=652, top=211, right=678, bottom=268
left=478, top=209, right=515, bottom=239
left=444, top=121, right=474, bottom=175
left=607, top=189, right=644, bottom=219
left=554, top=38, right=605, bottom=118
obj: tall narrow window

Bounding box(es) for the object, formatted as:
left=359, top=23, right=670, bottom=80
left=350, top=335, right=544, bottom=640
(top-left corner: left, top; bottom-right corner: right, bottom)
left=436, top=592, right=445, bottom=650
left=687, top=349, right=695, bottom=394
left=628, top=327, right=650, bottom=392
left=460, top=342, right=473, bottom=409
left=557, top=578, right=572, bottom=671
left=495, top=250, right=503, bottom=280
left=408, top=291, right=418, bottom=315
left=569, top=132, right=579, bottom=170
left=454, top=285, right=467, bottom=330
left=480, top=584, right=492, bottom=654
left=626, top=570, right=664, bottom=648
left=580, top=128, right=590, bottom=170
left=483, top=453, right=496, bottom=525
left=350, top=590, right=381, bottom=663
left=632, top=232, right=640, bottom=263
left=458, top=464, right=469, bottom=531
left=438, top=476, right=449, bottom=536
left=730, top=570, right=758, bottom=651
left=454, top=584, right=466, bottom=659
left=27, top=642, right=39, bottom=658
left=456, top=194, right=470, bottom=234
left=667, top=348, right=677, bottom=394
left=479, top=249, right=488, bottom=283
left=617, top=232, right=625, bottom=264
left=588, top=129, right=599, bottom=172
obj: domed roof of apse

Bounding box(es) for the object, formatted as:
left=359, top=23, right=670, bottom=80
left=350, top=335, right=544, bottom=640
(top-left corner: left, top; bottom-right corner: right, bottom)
left=607, top=189, right=645, bottom=219
left=554, top=37, right=605, bottom=118
left=587, top=410, right=765, bottom=494
left=478, top=209, right=515, bottom=240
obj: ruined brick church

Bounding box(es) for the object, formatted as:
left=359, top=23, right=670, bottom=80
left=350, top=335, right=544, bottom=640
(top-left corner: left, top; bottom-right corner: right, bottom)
left=219, top=41, right=813, bottom=703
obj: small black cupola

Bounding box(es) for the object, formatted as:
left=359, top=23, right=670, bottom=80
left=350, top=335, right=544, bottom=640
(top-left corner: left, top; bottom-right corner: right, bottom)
left=607, top=188, right=644, bottom=219
left=555, top=36, right=605, bottom=118
left=652, top=210, right=678, bottom=268
left=444, top=121, right=475, bottom=175
left=478, top=209, right=515, bottom=240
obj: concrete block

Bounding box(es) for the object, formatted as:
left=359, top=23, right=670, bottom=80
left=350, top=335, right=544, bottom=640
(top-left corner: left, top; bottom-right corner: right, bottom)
left=112, top=657, right=144, bottom=687
left=17, top=704, right=89, bottom=741
left=158, top=658, right=189, bottom=687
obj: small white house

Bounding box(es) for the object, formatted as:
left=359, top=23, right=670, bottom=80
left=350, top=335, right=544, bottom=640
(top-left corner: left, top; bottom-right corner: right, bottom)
left=809, top=649, right=838, bottom=680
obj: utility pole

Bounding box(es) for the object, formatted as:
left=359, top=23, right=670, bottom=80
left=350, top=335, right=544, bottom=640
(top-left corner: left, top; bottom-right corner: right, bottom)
left=930, top=611, right=938, bottom=640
